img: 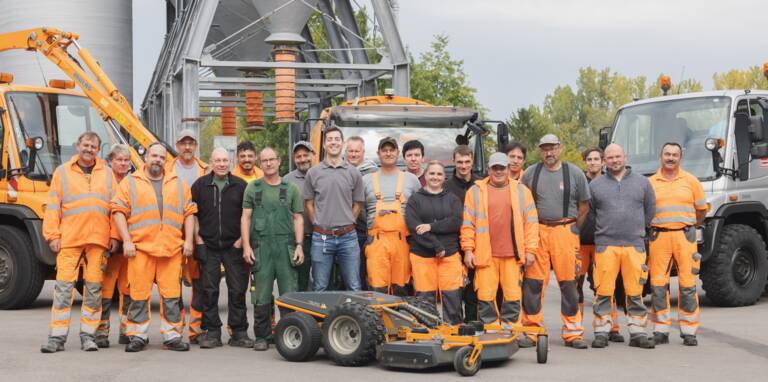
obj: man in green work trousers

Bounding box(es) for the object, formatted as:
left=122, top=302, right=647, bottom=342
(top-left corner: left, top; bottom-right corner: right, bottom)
left=241, top=147, right=305, bottom=351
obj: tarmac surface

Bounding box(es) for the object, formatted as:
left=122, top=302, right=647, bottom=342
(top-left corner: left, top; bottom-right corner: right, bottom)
left=2, top=277, right=767, bottom=382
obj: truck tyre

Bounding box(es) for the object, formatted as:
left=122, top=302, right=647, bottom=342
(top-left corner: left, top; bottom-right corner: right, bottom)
left=0, top=226, right=45, bottom=309
left=275, top=312, right=321, bottom=362
left=701, top=224, right=768, bottom=307
left=321, top=302, right=384, bottom=366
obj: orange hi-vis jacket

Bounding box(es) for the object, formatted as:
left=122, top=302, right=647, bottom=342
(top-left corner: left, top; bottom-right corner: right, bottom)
left=110, top=169, right=197, bottom=257
left=165, top=157, right=208, bottom=182
left=649, top=169, right=707, bottom=229
left=232, top=164, right=264, bottom=183
left=43, top=155, right=117, bottom=249
left=460, top=177, right=539, bottom=267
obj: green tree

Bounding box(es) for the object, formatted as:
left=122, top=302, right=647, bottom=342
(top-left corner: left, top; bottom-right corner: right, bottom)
left=506, top=105, right=552, bottom=166
left=713, top=66, right=768, bottom=90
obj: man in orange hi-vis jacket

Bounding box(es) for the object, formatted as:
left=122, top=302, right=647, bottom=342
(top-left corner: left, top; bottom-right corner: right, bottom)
left=41, top=131, right=118, bottom=353
left=112, top=142, right=197, bottom=352
left=461, top=152, right=539, bottom=326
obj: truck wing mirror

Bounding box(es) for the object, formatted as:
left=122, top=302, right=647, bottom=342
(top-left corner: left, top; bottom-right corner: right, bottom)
left=24, top=136, right=45, bottom=175
left=598, top=127, right=611, bottom=150
left=734, top=112, right=752, bottom=180
left=496, top=122, right=509, bottom=151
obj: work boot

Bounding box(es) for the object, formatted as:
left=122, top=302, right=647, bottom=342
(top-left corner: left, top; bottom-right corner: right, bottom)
left=125, top=338, right=147, bottom=352
left=608, top=330, right=625, bottom=343
left=653, top=332, right=669, bottom=345
left=228, top=331, right=255, bottom=348
left=81, top=337, right=99, bottom=352
left=94, top=336, right=110, bottom=349
left=565, top=338, right=589, bottom=349
left=629, top=335, right=656, bottom=349
left=199, top=333, right=223, bottom=349
left=189, top=336, right=200, bottom=345
left=40, top=339, right=64, bottom=353
left=118, top=335, right=130, bottom=345
left=517, top=335, right=536, bottom=348
left=163, top=339, right=190, bottom=352
left=682, top=335, right=698, bottom=346
left=253, top=337, right=269, bottom=351
left=591, top=335, right=609, bottom=348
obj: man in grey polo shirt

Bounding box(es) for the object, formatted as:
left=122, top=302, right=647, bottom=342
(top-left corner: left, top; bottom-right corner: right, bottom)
left=284, top=140, right=315, bottom=291
left=589, top=143, right=656, bottom=350
left=520, top=133, right=590, bottom=349
left=303, top=126, right=365, bottom=291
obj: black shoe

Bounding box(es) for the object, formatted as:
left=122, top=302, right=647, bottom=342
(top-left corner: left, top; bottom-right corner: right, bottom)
left=629, top=335, right=655, bottom=349
left=253, top=338, right=268, bottom=351
left=565, top=338, right=588, bottom=349
left=228, top=332, right=255, bottom=348
left=653, top=332, right=669, bottom=345
left=94, top=336, right=110, bottom=349
left=125, top=338, right=147, bottom=352
left=608, top=331, right=625, bottom=343
left=199, top=333, right=223, bottom=349
left=591, top=335, right=609, bottom=348
left=163, top=339, right=190, bottom=351
left=682, top=335, right=698, bottom=346
left=40, top=339, right=65, bottom=353
left=517, top=335, right=535, bottom=348
left=118, top=335, right=130, bottom=345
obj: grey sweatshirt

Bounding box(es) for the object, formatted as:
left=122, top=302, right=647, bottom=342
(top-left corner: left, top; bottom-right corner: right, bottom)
left=588, top=167, right=656, bottom=248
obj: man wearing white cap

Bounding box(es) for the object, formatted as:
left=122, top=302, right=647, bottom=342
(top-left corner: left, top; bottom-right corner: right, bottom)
left=460, top=153, right=539, bottom=325
left=165, top=128, right=209, bottom=344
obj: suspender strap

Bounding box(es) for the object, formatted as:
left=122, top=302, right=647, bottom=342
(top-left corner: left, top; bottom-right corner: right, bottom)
left=562, top=162, right=570, bottom=218
left=531, top=163, right=543, bottom=203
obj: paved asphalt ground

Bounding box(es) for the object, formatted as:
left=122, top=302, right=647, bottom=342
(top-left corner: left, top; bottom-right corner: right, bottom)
left=2, top=278, right=767, bottom=382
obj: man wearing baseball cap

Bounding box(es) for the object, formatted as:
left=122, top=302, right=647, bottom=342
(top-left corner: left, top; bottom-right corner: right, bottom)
left=460, top=153, right=539, bottom=325
left=520, top=134, right=591, bottom=349
left=362, top=137, right=421, bottom=295
left=283, top=141, right=316, bottom=291
left=165, top=128, right=209, bottom=345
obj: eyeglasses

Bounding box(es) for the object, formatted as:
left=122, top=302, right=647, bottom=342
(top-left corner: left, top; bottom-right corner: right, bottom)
left=261, top=157, right=279, bottom=163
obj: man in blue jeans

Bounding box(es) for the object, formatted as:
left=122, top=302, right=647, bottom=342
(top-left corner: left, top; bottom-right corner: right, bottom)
left=303, top=126, right=365, bottom=291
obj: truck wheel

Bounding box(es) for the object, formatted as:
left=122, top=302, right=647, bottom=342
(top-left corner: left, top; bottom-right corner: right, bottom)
left=0, top=226, right=45, bottom=309
left=453, top=346, right=481, bottom=376
left=701, top=224, right=768, bottom=307
left=275, top=312, right=321, bottom=362
left=321, top=302, right=384, bottom=366
left=536, top=334, right=548, bottom=364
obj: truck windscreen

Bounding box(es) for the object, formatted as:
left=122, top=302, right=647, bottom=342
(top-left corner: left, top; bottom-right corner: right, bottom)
left=612, top=96, right=730, bottom=180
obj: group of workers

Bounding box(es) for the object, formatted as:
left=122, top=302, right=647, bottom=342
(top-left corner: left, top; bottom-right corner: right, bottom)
left=40, top=124, right=705, bottom=354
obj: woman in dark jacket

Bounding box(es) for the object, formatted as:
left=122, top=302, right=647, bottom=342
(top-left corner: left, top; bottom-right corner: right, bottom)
left=405, top=161, right=464, bottom=324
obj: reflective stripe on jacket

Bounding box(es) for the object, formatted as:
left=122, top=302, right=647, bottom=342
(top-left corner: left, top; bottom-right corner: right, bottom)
left=110, top=169, right=197, bottom=257
left=649, top=169, right=707, bottom=229
left=43, top=155, right=116, bottom=248
left=460, top=177, right=539, bottom=267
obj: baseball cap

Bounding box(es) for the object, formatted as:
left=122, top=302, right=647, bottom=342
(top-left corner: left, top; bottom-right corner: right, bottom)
left=292, top=140, right=314, bottom=153
left=378, top=136, right=398, bottom=150
left=176, top=129, right=198, bottom=143
left=538, top=134, right=560, bottom=146
left=487, top=152, right=509, bottom=168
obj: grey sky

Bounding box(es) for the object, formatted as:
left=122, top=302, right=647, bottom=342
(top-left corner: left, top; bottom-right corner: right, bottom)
left=133, top=0, right=766, bottom=118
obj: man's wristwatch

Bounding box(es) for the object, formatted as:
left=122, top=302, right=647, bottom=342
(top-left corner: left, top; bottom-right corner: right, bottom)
left=295, top=241, right=302, bottom=246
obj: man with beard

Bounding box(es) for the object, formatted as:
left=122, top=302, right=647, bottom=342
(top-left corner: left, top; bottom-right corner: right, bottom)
left=284, top=141, right=315, bottom=291
left=112, top=143, right=197, bottom=352
left=232, top=141, right=263, bottom=183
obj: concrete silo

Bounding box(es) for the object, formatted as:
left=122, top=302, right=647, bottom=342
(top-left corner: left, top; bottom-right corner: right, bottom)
left=0, top=0, right=134, bottom=104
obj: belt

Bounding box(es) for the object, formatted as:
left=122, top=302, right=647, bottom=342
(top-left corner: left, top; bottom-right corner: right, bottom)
left=313, top=225, right=356, bottom=236
left=652, top=225, right=692, bottom=232
left=539, top=218, right=577, bottom=227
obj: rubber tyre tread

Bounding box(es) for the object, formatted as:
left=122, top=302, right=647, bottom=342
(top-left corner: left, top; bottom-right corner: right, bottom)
left=536, top=335, right=548, bottom=364
left=701, top=224, right=768, bottom=307
left=321, top=302, right=384, bottom=366
left=0, top=226, right=44, bottom=309
left=453, top=346, right=481, bottom=376
left=275, top=312, right=322, bottom=362
left=403, top=296, right=440, bottom=326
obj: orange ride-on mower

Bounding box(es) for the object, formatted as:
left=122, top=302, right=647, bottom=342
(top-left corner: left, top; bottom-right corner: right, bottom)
left=273, top=291, right=548, bottom=376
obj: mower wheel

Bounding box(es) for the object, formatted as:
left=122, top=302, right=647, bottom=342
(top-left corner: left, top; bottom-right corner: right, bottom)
left=537, top=334, right=548, bottom=364
left=275, top=312, right=322, bottom=362
left=454, top=346, right=481, bottom=376
left=322, top=302, right=384, bottom=366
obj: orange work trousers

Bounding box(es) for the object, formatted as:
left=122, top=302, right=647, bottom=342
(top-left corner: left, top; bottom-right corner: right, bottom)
left=578, top=244, right=621, bottom=332
left=49, top=244, right=105, bottom=341
left=592, top=245, right=648, bottom=337
left=410, top=253, right=464, bottom=324
left=649, top=229, right=700, bottom=336
left=96, top=252, right=130, bottom=339
left=475, top=256, right=522, bottom=324
left=181, top=258, right=204, bottom=341
left=366, top=227, right=411, bottom=296
left=126, top=251, right=183, bottom=342
left=522, top=223, right=583, bottom=341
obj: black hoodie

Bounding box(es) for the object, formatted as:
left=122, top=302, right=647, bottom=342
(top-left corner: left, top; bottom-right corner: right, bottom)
left=405, top=188, right=463, bottom=258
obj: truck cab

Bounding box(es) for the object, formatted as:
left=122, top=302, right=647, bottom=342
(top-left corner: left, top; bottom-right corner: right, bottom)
left=0, top=77, right=134, bottom=309
left=602, top=90, right=768, bottom=306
